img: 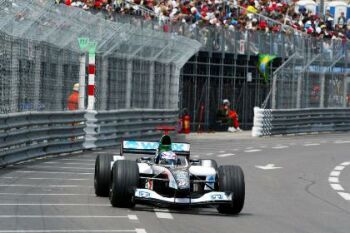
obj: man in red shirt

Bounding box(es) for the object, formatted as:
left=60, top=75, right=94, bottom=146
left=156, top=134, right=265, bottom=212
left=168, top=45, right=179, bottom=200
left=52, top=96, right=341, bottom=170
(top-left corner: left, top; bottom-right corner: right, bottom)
left=67, top=83, right=79, bottom=110
left=217, top=99, right=241, bottom=132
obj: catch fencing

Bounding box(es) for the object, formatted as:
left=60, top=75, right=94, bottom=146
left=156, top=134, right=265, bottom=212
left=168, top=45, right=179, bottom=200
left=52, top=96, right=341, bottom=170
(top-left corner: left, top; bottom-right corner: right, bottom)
left=0, top=0, right=200, bottom=114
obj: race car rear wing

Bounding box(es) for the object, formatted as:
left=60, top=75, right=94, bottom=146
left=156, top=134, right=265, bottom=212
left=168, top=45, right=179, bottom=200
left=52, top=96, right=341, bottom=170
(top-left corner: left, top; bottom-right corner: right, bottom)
left=121, top=140, right=190, bottom=157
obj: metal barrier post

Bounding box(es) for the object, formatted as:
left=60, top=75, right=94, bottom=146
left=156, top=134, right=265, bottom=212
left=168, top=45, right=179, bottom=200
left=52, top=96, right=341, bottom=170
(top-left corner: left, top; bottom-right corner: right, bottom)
left=164, top=64, right=171, bottom=109
left=320, top=73, right=325, bottom=108
left=148, top=61, right=155, bottom=108
left=126, top=59, right=133, bottom=108
left=10, top=40, right=19, bottom=112
left=99, top=57, right=109, bottom=110
left=272, top=75, right=277, bottom=109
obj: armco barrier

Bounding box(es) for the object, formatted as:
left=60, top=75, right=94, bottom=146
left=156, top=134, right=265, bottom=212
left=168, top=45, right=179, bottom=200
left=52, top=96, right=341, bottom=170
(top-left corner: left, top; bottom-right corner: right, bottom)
left=252, top=107, right=350, bottom=136
left=0, top=109, right=178, bottom=166
left=0, top=111, right=86, bottom=167
left=84, top=109, right=178, bottom=148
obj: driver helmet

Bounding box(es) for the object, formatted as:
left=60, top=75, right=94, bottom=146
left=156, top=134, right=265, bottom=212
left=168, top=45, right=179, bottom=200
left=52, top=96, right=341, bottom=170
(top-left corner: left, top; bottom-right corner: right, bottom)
left=158, top=151, right=178, bottom=168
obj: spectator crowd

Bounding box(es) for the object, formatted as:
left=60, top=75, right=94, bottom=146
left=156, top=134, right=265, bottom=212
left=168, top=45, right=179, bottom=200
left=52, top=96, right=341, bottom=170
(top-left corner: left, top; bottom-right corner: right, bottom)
left=56, top=0, right=350, bottom=40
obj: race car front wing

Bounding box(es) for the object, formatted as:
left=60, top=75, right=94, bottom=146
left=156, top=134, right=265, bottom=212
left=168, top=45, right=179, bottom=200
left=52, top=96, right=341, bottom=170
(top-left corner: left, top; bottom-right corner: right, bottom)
left=135, top=189, right=233, bottom=206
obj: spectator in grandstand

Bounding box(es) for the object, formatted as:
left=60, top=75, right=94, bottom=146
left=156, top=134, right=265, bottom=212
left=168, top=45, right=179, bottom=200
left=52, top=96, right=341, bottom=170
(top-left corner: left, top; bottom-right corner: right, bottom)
left=216, top=99, right=241, bottom=132
left=67, top=83, right=79, bottom=111
left=56, top=0, right=349, bottom=41
left=337, top=12, right=346, bottom=28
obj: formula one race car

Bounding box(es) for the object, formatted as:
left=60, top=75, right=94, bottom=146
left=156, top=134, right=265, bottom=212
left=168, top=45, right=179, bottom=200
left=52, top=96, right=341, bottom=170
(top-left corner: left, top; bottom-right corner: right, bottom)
left=94, top=127, right=245, bottom=214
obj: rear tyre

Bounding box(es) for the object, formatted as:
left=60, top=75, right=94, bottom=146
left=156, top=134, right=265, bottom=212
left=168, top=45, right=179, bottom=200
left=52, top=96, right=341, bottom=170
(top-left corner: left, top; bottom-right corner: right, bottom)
left=94, top=154, right=113, bottom=197
left=217, top=165, right=245, bottom=215
left=200, top=159, right=218, bottom=170
left=110, top=160, right=139, bottom=208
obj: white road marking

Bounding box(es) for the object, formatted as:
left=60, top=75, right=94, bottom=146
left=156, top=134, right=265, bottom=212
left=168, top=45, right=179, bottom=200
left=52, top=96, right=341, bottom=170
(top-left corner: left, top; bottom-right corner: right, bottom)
left=330, top=171, right=341, bottom=177
left=330, top=183, right=344, bottom=191
left=30, top=166, right=94, bottom=170
left=337, top=192, right=350, bottom=201
left=328, top=177, right=339, bottom=183
left=245, top=147, right=253, bottom=150
left=244, top=149, right=261, bottom=153
left=135, top=229, right=147, bottom=233
left=127, top=215, right=138, bottom=220
left=217, top=153, right=235, bottom=158
left=219, top=151, right=226, bottom=153
left=0, top=193, right=94, bottom=196
left=0, top=230, right=141, bottom=233
left=272, top=145, right=289, bottom=149
left=192, top=155, right=200, bottom=158
left=334, top=166, right=345, bottom=171
left=255, top=164, right=282, bottom=170
left=334, top=140, right=350, bottom=144
left=329, top=161, right=350, bottom=201
left=304, top=143, right=320, bottom=146
left=154, top=209, right=173, bottom=219
left=15, top=171, right=93, bottom=175
left=44, top=162, right=95, bottom=166
left=0, top=177, right=89, bottom=181
left=0, top=215, right=131, bottom=219
left=206, top=153, right=213, bottom=156
left=0, top=184, right=92, bottom=188
left=60, top=159, right=96, bottom=162
left=0, top=203, right=109, bottom=206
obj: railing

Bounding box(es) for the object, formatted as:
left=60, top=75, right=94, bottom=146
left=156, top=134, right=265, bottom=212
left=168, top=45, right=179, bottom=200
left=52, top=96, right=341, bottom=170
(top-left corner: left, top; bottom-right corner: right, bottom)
left=0, top=111, right=86, bottom=167
left=252, top=107, right=350, bottom=136
left=84, top=109, right=178, bottom=148
left=0, top=109, right=179, bottom=166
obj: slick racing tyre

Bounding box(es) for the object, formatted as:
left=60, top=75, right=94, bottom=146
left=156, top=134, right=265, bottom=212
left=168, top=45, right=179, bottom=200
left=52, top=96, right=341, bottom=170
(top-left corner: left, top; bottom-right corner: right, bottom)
left=217, top=165, right=245, bottom=215
left=110, top=160, right=139, bottom=208
left=94, top=154, right=113, bottom=197
left=200, top=159, right=218, bottom=170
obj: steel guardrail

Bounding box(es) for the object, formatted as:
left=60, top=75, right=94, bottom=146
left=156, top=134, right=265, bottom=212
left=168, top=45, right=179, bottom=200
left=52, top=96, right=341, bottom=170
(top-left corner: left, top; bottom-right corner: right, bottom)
left=252, top=107, right=350, bottom=136
left=0, top=109, right=179, bottom=166
left=83, top=109, right=178, bottom=148
left=0, top=111, right=86, bottom=167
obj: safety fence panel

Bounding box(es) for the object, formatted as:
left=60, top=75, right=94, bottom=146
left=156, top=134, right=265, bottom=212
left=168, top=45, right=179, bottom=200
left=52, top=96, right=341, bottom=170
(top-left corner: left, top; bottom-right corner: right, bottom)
left=252, top=107, right=350, bottom=136
left=0, top=0, right=201, bottom=114
left=0, top=111, right=86, bottom=167
left=84, top=109, right=178, bottom=149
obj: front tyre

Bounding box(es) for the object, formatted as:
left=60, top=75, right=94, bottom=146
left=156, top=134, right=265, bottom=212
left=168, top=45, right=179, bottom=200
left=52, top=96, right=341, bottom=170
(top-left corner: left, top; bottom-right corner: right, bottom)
left=94, top=154, right=113, bottom=197
left=217, top=165, right=245, bottom=214
left=110, top=160, right=139, bottom=208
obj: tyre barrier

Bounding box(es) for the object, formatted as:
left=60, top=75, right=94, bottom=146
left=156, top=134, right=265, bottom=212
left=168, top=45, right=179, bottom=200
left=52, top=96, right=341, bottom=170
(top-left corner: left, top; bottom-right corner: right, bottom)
left=252, top=107, right=350, bottom=137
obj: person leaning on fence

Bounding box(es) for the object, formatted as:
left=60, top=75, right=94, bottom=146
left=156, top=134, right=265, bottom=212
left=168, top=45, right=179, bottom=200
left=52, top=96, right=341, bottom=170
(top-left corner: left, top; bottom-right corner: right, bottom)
left=67, top=83, right=79, bottom=111
left=216, top=99, right=241, bottom=133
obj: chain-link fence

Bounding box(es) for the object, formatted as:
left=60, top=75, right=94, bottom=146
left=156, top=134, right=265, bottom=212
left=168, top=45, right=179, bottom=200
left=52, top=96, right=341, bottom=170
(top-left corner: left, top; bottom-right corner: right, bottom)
left=0, top=0, right=200, bottom=113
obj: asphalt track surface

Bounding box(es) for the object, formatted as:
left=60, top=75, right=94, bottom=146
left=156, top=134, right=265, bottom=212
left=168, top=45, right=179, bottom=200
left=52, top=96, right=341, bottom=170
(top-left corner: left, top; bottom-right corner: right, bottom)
left=0, top=132, right=350, bottom=233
